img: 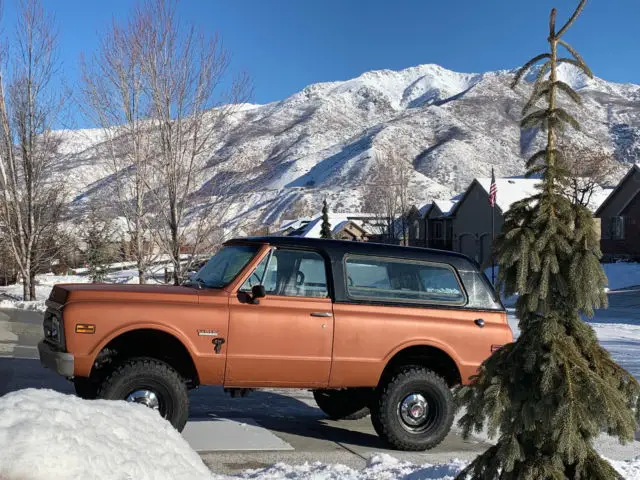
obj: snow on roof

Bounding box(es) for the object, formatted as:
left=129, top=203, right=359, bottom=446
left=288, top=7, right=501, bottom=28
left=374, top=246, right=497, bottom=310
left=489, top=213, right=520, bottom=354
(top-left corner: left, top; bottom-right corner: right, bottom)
left=475, top=177, right=539, bottom=213
left=285, top=212, right=384, bottom=238
left=433, top=199, right=457, bottom=216
left=418, top=202, right=433, bottom=216
left=474, top=177, right=612, bottom=214
left=586, top=186, right=615, bottom=213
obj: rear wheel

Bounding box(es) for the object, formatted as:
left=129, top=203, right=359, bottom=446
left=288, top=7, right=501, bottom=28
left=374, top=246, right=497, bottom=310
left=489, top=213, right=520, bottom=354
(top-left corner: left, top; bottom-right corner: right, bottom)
left=97, top=357, right=189, bottom=432
left=371, top=367, right=454, bottom=451
left=313, top=389, right=371, bottom=420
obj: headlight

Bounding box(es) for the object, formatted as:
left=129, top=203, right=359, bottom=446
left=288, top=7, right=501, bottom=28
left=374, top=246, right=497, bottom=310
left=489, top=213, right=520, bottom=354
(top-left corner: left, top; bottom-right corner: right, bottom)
left=51, top=317, right=60, bottom=342
left=44, top=311, right=63, bottom=345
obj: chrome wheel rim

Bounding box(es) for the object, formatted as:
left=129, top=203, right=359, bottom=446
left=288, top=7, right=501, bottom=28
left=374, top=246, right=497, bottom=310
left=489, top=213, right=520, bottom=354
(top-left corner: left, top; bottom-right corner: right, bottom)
left=398, top=393, right=429, bottom=432
left=126, top=389, right=160, bottom=411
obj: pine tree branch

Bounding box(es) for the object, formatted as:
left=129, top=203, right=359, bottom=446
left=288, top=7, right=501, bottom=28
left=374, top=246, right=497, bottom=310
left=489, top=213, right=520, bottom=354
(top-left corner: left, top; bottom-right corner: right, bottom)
left=557, top=57, right=594, bottom=79
left=521, top=109, right=547, bottom=129
left=554, top=80, right=583, bottom=104
left=552, top=108, right=580, bottom=130
left=525, top=149, right=548, bottom=169
left=558, top=39, right=591, bottom=77
left=511, top=53, right=551, bottom=88
left=556, top=0, right=588, bottom=39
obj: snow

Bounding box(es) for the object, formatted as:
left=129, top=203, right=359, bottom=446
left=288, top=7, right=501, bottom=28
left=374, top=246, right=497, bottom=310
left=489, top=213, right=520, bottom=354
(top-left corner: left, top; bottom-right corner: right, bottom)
left=1, top=388, right=638, bottom=480
left=0, top=389, right=212, bottom=480
left=283, top=212, right=387, bottom=238
left=226, top=454, right=465, bottom=479
left=432, top=199, right=457, bottom=216
left=48, top=62, right=638, bottom=235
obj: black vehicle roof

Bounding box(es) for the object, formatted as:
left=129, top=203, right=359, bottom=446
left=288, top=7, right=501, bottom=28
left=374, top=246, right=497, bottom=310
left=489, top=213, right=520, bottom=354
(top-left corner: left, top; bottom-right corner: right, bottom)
left=226, top=236, right=480, bottom=271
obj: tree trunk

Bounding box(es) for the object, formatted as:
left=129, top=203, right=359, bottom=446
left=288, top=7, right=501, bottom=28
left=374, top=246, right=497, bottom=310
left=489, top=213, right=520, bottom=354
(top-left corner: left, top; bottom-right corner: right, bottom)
left=29, top=272, right=36, bottom=301
left=22, top=276, right=30, bottom=302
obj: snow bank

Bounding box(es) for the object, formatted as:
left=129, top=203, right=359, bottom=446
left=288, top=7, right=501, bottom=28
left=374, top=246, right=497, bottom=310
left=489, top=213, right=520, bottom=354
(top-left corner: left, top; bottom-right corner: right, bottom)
left=0, top=389, right=212, bottom=480
left=1, top=390, right=639, bottom=479
left=231, top=454, right=464, bottom=479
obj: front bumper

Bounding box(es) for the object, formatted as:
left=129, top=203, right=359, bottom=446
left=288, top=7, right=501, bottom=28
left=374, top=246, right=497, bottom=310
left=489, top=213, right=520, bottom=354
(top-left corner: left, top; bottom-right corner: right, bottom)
left=38, top=340, right=74, bottom=377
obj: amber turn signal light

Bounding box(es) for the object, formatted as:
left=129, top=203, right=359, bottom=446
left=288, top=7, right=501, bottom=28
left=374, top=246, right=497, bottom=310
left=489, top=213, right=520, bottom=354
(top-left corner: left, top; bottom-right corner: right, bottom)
left=75, top=324, right=96, bottom=334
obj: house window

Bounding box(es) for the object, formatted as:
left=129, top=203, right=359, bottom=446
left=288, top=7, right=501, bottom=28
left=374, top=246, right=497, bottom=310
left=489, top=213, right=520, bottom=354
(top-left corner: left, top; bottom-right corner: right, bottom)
left=413, top=220, right=420, bottom=239
left=611, top=216, right=625, bottom=240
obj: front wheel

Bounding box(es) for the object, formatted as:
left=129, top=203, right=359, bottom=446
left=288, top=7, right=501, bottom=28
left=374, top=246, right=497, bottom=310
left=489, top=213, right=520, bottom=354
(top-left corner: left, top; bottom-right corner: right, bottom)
left=371, top=367, right=454, bottom=451
left=97, top=357, right=189, bottom=432
left=313, top=389, right=371, bottom=420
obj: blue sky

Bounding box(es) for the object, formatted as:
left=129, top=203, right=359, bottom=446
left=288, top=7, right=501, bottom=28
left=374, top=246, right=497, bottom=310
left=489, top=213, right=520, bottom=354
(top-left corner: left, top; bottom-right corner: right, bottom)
left=2, top=0, right=639, bottom=112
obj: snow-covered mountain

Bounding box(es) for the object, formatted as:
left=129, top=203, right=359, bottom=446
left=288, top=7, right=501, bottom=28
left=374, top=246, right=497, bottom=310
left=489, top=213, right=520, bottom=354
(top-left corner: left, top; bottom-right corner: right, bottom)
left=59, top=63, right=640, bottom=231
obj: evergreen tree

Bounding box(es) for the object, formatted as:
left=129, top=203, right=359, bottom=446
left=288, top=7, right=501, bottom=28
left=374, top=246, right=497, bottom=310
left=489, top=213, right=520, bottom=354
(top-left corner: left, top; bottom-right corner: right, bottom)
left=456, top=2, right=640, bottom=478
left=320, top=200, right=332, bottom=239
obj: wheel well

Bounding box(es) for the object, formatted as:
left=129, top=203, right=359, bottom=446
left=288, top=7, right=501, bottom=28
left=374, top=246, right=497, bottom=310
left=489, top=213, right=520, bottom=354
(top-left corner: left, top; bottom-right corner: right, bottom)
left=92, top=329, right=199, bottom=388
left=380, top=346, right=461, bottom=387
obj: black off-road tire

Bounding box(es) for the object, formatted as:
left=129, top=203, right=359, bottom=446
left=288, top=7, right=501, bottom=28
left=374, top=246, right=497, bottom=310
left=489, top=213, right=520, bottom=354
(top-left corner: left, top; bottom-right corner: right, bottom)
left=313, top=389, right=371, bottom=420
left=371, top=367, right=454, bottom=451
left=73, top=377, right=99, bottom=400
left=97, top=357, right=189, bottom=432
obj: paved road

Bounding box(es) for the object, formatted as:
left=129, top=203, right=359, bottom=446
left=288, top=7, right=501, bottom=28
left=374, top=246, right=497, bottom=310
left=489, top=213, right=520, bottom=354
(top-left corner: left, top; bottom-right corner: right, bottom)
left=1, top=288, right=638, bottom=473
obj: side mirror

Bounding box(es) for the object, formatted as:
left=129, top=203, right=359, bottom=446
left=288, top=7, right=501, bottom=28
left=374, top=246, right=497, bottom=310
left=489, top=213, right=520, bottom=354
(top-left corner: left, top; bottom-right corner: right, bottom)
left=251, top=285, right=266, bottom=304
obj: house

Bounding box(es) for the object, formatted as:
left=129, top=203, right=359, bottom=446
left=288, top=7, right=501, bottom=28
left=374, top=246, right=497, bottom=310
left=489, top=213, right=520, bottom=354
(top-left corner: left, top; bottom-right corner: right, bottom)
left=595, top=164, right=640, bottom=260
left=408, top=175, right=613, bottom=267
left=449, top=177, right=539, bottom=266
left=407, top=199, right=457, bottom=250
left=279, top=212, right=385, bottom=241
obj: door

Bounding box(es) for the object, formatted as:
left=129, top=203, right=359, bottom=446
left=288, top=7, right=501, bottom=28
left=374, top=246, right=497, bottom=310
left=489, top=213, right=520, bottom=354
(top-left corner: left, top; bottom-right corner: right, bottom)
left=225, top=248, right=334, bottom=387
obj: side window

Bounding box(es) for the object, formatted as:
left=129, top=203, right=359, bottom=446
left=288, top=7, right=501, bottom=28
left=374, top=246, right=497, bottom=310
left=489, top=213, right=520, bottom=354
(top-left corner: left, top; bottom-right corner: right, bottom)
left=241, top=249, right=328, bottom=298
left=345, top=256, right=466, bottom=305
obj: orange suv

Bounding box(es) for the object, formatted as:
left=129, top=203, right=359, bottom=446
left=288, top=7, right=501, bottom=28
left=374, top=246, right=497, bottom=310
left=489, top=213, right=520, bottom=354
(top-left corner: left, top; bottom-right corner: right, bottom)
left=38, top=237, right=512, bottom=451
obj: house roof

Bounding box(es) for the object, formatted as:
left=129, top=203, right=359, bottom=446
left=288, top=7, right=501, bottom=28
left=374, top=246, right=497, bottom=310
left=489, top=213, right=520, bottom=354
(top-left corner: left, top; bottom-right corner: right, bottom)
left=284, top=212, right=383, bottom=238
left=431, top=199, right=457, bottom=217
left=452, top=175, right=610, bottom=216
left=473, top=177, right=539, bottom=213
left=594, top=164, right=640, bottom=216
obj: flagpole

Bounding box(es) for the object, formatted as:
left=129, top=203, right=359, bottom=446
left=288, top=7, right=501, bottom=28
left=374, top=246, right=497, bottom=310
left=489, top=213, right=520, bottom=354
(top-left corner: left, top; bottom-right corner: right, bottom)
left=490, top=167, right=496, bottom=285
left=491, top=201, right=495, bottom=285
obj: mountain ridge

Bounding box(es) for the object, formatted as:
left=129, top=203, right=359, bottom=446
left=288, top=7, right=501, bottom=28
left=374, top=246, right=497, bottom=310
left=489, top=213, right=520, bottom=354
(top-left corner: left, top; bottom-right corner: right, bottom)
left=59, top=62, right=640, bottom=233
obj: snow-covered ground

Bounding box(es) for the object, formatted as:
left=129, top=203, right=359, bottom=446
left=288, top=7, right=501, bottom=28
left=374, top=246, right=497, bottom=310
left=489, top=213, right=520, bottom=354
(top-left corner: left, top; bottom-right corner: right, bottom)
left=0, top=389, right=638, bottom=480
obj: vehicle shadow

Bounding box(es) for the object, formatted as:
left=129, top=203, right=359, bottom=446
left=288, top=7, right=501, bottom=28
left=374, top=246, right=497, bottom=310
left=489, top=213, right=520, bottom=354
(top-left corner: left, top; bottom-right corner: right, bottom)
left=0, top=357, right=74, bottom=397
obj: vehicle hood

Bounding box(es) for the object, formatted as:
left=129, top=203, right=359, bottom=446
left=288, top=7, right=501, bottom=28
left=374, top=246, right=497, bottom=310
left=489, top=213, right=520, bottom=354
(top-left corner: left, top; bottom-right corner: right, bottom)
left=48, top=283, right=219, bottom=305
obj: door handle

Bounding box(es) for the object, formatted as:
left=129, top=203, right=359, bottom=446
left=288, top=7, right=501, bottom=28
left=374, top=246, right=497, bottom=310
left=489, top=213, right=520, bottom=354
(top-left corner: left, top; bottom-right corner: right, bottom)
left=310, top=312, right=333, bottom=317
left=474, top=318, right=485, bottom=328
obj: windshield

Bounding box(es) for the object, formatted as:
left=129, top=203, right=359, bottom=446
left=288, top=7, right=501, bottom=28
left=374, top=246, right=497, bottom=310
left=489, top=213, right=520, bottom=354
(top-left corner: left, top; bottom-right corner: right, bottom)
left=192, top=245, right=260, bottom=288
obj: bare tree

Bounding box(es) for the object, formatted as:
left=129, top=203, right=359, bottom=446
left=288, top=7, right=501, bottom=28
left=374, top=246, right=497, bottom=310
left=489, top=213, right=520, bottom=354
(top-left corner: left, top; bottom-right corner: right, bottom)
left=81, top=13, right=156, bottom=284
left=362, top=152, right=413, bottom=244
left=0, top=0, right=66, bottom=300
left=558, top=138, right=622, bottom=207
left=131, top=0, right=251, bottom=284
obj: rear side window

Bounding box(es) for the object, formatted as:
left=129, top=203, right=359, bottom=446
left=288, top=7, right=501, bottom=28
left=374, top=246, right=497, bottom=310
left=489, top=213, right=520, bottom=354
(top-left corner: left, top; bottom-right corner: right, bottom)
left=344, top=255, right=466, bottom=306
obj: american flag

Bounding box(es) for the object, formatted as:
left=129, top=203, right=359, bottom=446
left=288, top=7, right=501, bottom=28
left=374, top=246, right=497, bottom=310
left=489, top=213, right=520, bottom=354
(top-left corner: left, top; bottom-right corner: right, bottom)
left=488, top=168, right=497, bottom=207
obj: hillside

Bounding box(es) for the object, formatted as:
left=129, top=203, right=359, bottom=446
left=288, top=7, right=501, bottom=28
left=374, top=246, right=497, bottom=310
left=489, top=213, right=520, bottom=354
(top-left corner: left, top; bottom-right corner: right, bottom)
left=59, top=63, right=640, bottom=232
